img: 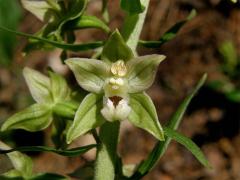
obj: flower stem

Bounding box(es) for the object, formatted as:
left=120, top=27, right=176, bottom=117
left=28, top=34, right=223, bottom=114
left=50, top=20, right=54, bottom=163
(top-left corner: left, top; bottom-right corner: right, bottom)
left=94, top=121, right=120, bottom=180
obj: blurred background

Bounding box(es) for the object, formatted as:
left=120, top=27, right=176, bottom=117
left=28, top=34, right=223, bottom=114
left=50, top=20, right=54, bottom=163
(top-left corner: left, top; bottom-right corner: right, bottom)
left=0, top=0, right=240, bottom=179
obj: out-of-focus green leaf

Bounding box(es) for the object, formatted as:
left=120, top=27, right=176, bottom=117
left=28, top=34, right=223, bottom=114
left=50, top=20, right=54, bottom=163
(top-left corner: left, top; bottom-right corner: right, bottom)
left=1, top=104, right=52, bottom=132
left=65, top=15, right=110, bottom=33
left=0, top=144, right=97, bottom=157
left=164, top=127, right=211, bottom=168
left=102, top=30, right=134, bottom=63
left=128, top=93, right=164, bottom=141
left=0, top=0, right=21, bottom=65
left=121, top=0, right=149, bottom=53
left=66, top=93, right=105, bottom=144
left=0, top=173, right=68, bottom=180
left=139, top=9, right=196, bottom=48
left=102, top=0, right=109, bottom=22
left=130, top=74, right=207, bottom=179
left=120, top=0, right=145, bottom=15
left=219, top=41, right=238, bottom=75
left=0, top=141, right=33, bottom=179
left=0, top=26, right=104, bottom=52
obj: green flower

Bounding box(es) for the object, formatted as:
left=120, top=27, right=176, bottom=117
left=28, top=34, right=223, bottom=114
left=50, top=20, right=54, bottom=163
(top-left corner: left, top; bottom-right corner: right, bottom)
left=1, top=68, right=77, bottom=132
left=66, top=31, right=166, bottom=143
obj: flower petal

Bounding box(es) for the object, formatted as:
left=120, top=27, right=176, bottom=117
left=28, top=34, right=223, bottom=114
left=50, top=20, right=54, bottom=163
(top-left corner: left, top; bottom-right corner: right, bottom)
left=126, top=54, right=166, bottom=93
left=66, top=58, right=110, bottom=93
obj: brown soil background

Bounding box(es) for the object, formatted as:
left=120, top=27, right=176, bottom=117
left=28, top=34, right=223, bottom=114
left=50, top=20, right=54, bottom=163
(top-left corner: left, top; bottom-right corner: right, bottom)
left=0, top=0, right=240, bottom=180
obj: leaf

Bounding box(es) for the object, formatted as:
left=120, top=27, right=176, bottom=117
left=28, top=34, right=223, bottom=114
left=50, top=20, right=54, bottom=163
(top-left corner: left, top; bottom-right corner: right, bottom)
left=128, top=92, right=164, bottom=141
left=1, top=104, right=52, bottom=132
left=52, top=101, right=78, bottom=118
left=101, top=0, right=109, bottom=22
left=163, top=127, right=211, bottom=168
left=0, top=26, right=104, bottom=52
left=66, top=93, right=105, bottom=144
left=101, top=30, right=134, bottom=63
left=127, top=55, right=166, bottom=93
left=0, top=141, right=33, bottom=179
left=65, top=15, right=110, bottom=33
left=20, top=0, right=56, bottom=22
left=121, top=0, right=150, bottom=53
left=130, top=74, right=207, bottom=179
left=66, top=58, right=110, bottom=93
left=0, top=144, right=97, bottom=157
left=23, top=67, right=52, bottom=104
left=49, top=71, right=71, bottom=103
left=139, top=9, right=196, bottom=48
left=0, top=173, right=68, bottom=180
left=30, top=173, right=68, bottom=180
left=120, top=0, right=145, bottom=15
left=0, top=0, right=21, bottom=66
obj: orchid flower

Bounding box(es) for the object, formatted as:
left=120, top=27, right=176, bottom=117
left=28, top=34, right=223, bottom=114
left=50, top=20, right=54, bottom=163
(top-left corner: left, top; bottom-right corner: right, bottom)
left=66, top=31, right=166, bottom=144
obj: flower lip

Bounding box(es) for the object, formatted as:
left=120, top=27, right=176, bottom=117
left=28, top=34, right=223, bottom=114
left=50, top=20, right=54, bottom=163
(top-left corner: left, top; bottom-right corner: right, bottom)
left=109, top=96, right=122, bottom=107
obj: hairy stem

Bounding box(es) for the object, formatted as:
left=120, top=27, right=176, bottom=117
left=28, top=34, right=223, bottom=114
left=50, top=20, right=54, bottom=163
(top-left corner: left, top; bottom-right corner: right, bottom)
left=94, top=122, right=120, bottom=180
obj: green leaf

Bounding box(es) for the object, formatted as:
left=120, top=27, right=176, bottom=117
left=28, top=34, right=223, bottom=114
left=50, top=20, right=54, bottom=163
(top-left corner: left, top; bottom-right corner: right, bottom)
left=66, top=58, right=110, bottom=93
left=0, top=144, right=97, bottom=157
left=120, top=0, right=145, bottom=15
left=30, top=173, right=68, bottom=180
left=101, top=0, right=109, bottom=22
left=0, top=141, right=33, bottom=179
left=128, top=92, right=164, bottom=141
left=121, top=0, right=150, bottom=53
left=127, top=55, right=166, bottom=93
left=163, top=127, right=211, bottom=168
left=49, top=71, right=71, bottom=103
left=0, top=0, right=21, bottom=66
left=0, top=26, right=104, bottom=52
left=23, top=67, right=52, bottom=104
left=101, top=30, right=134, bottom=63
left=1, top=104, right=52, bottom=132
left=20, top=0, right=57, bottom=22
left=130, top=74, right=207, bottom=179
left=0, top=173, right=68, bottom=180
left=52, top=101, right=78, bottom=118
left=66, top=93, right=105, bottom=144
left=65, top=15, right=110, bottom=33
left=139, top=9, right=197, bottom=48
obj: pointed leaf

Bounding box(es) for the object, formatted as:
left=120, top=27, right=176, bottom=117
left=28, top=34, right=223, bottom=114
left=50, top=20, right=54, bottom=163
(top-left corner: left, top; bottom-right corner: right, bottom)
left=65, top=15, right=110, bottom=33
left=0, top=141, right=33, bottom=179
left=127, top=55, right=166, bottom=93
left=102, top=30, right=134, bottom=63
left=139, top=9, right=197, bottom=48
left=49, top=71, right=71, bottom=103
left=1, top=104, right=52, bottom=132
left=23, top=67, right=52, bottom=104
left=164, top=127, right=211, bottom=168
left=66, top=93, right=105, bottom=144
left=130, top=74, right=207, bottom=179
left=128, top=93, right=164, bottom=141
left=66, top=58, right=110, bottom=93
left=0, top=26, right=104, bottom=52
left=0, top=144, right=97, bottom=157
left=120, top=0, right=145, bottom=15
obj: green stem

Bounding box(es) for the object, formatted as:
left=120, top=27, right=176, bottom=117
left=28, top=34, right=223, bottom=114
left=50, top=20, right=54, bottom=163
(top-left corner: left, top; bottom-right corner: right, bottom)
left=121, top=0, right=150, bottom=53
left=94, top=122, right=120, bottom=180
